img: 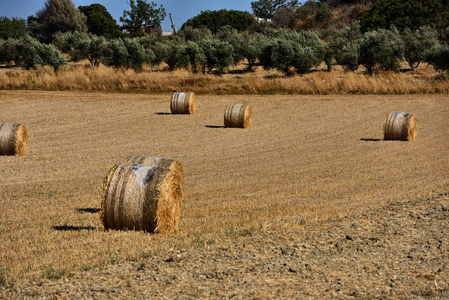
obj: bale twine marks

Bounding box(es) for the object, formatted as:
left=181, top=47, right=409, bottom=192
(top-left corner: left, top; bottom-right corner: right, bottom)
left=224, top=104, right=252, bottom=128
left=126, top=156, right=184, bottom=192
left=0, top=124, right=28, bottom=156
left=101, top=161, right=183, bottom=233
left=384, top=112, right=418, bottom=141
left=170, top=92, right=196, bottom=114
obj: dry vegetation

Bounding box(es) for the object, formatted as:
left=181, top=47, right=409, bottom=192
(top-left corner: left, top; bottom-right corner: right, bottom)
left=1, top=62, right=449, bottom=94
left=0, top=90, right=448, bottom=297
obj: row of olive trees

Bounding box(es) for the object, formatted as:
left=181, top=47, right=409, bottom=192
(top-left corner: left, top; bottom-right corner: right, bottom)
left=0, top=35, right=66, bottom=70
left=1, top=24, right=448, bottom=74
left=328, top=22, right=449, bottom=74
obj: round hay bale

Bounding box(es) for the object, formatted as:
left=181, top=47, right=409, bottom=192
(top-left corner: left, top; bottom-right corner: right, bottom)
left=126, top=156, right=184, bottom=193
left=0, top=124, right=28, bottom=156
left=101, top=162, right=183, bottom=233
left=224, top=104, right=252, bottom=128
left=383, top=111, right=418, bottom=141
left=170, top=92, right=196, bottom=114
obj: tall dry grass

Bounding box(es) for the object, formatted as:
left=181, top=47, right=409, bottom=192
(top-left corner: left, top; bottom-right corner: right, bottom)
left=0, top=63, right=448, bottom=94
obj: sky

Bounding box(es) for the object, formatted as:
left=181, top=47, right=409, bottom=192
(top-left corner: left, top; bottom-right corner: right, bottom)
left=0, top=0, right=254, bottom=31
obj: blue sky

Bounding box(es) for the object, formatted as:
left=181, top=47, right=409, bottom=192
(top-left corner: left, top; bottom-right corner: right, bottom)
left=0, top=0, right=254, bottom=31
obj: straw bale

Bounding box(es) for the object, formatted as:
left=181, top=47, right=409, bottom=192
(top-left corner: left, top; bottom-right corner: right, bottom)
left=126, top=156, right=184, bottom=192
left=0, top=123, right=28, bottom=156
left=170, top=92, right=196, bottom=114
left=101, top=162, right=183, bottom=233
left=224, top=104, right=252, bottom=128
left=383, top=112, right=418, bottom=141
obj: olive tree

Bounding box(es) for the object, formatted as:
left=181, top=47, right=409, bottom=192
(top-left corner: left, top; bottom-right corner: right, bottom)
left=359, top=27, right=405, bottom=73
left=402, top=26, right=438, bottom=70
left=199, top=38, right=234, bottom=73
left=329, top=21, right=362, bottom=71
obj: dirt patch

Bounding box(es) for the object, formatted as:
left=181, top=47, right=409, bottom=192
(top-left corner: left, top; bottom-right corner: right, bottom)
left=3, top=193, right=448, bottom=299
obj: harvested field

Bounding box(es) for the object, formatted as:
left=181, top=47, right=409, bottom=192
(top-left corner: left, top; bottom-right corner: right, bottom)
left=0, top=90, right=448, bottom=298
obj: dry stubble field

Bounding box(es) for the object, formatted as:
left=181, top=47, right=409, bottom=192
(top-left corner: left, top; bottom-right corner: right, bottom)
left=0, top=90, right=448, bottom=298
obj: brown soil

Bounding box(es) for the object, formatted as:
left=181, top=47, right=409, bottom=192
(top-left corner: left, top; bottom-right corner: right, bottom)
left=3, top=193, right=448, bottom=299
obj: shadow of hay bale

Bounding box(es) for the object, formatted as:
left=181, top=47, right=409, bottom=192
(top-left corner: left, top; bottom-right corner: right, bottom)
left=52, top=225, right=95, bottom=231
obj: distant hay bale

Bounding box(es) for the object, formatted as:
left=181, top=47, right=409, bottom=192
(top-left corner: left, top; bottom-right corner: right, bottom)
left=101, top=162, right=183, bottom=233
left=126, top=156, right=184, bottom=192
left=170, top=92, right=196, bottom=114
left=384, top=112, right=418, bottom=141
left=224, top=104, right=252, bottom=128
left=0, top=124, right=28, bottom=156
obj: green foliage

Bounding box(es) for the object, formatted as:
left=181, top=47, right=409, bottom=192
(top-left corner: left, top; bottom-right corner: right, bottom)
left=199, top=38, right=234, bottom=73
left=360, top=0, right=449, bottom=32
left=79, top=3, right=123, bottom=39
left=133, top=35, right=168, bottom=65
left=28, top=0, right=87, bottom=42
left=165, top=40, right=184, bottom=70
left=426, top=43, right=449, bottom=72
left=53, top=31, right=107, bottom=67
left=251, top=0, right=300, bottom=19
left=259, top=31, right=323, bottom=75
left=241, top=32, right=268, bottom=70
left=103, top=38, right=155, bottom=70
left=0, top=17, right=27, bottom=39
left=103, top=39, right=128, bottom=68
left=329, top=21, right=362, bottom=71
left=401, top=26, right=438, bottom=70
left=359, top=27, right=405, bottom=73
left=180, top=41, right=207, bottom=73
left=181, top=10, right=256, bottom=33
left=176, top=26, right=212, bottom=42
left=215, top=26, right=245, bottom=65
left=0, top=36, right=66, bottom=70
left=120, top=0, right=166, bottom=34
left=124, top=38, right=155, bottom=70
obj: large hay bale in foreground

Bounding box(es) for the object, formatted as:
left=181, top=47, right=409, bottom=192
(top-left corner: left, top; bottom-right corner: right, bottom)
left=384, top=112, right=418, bottom=141
left=101, top=162, right=183, bottom=233
left=170, top=92, right=196, bottom=114
left=126, top=156, right=184, bottom=192
left=0, top=124, right=28, bottom=156
left=224, top=104, right=252, bottom=128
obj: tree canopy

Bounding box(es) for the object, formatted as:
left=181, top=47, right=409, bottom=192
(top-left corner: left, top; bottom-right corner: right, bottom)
left=181, top=10, right=256, bottom=33
left=120, top=0, right=166, bottom=33
left=359, top=0, right=449, bottom=32
left=0, top=17, right=27, bottom=40
left=28, top=0, right=87, bottom=42
left=79, top=4, right=123, bottom=39
left=251, top=0, right=299, bottom=19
